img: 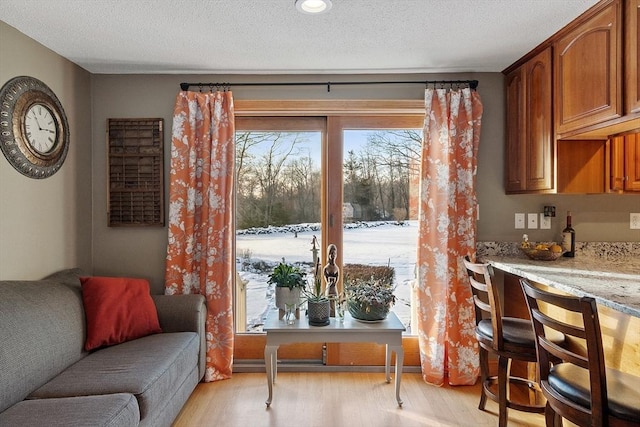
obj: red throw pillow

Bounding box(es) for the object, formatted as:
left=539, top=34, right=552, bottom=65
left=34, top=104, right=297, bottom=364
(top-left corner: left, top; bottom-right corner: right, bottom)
left=80, top=276, right=162, bottom=351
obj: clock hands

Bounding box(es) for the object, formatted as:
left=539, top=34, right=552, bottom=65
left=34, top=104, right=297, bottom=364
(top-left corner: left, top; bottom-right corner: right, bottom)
left=33, top=115, right=44, bottom=131
left=29, top=106, right=55, bottom=132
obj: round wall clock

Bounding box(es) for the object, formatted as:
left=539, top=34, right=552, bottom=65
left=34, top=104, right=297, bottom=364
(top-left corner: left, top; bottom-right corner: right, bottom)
left=0, top=76, right=70, bottom=178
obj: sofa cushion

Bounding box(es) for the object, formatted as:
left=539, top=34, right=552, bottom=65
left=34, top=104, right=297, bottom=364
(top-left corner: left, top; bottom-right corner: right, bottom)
left=0, top=393, right=139, bottom=427
left=81, top=276, right=162, bottom=351
left=29, top=332, right=199, bottom=421
left=0, top=280, right=87, bottom=414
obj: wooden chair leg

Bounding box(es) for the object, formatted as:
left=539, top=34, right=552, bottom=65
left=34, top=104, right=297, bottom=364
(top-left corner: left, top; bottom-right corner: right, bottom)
left=478, top=347, right=489, bottom=410
left=498, top=355, right=509, bottom=427
left=544, top=403, right=561, bottom=427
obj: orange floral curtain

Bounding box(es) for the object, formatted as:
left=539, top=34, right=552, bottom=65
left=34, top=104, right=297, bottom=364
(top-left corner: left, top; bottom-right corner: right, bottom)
left=165, top=90, right=235, bottom=382
left=416, top=87, right=483, bottom=386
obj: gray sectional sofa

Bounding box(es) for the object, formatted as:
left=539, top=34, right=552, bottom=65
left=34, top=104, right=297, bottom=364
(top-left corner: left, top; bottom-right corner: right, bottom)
left=0, top=268, right=206, bottom=427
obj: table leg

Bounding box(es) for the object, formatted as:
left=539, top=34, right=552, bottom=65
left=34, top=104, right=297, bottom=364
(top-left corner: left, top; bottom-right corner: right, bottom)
left=390, top=345, right=404, bottom=407
left=385, top=344, right=391, bottom=383
left=264, top=345, right=278, bottom=406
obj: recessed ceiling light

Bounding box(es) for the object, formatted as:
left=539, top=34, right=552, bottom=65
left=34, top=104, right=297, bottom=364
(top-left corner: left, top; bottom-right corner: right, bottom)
left=295, top=0, right=332, bottom=15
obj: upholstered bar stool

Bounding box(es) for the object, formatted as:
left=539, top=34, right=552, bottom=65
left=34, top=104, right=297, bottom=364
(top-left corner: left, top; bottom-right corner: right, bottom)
left=520, top=279, right=640, bottom=427
left=464, top=257, right=551, bottom=427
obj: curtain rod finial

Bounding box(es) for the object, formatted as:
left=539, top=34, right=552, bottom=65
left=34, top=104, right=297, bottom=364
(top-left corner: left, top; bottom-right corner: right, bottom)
left=180, top=83, right=189, bottom=91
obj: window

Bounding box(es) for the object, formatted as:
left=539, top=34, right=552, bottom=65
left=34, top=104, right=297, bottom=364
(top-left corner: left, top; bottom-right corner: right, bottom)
left=233, top=101, right=424, bottom=367
left=235, top=117, right=324, bottom=333
left=342, top=126, right=422, bottom=334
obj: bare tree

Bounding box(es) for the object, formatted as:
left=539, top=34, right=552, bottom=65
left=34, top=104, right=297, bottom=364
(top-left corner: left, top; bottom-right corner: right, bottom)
left=365, top=130, right=421, bottom=219
left=237, top=131, right=314, bottom=226
left=284, top=154, right=320, bottom=223
left=236, top=128, right=421, bottom=228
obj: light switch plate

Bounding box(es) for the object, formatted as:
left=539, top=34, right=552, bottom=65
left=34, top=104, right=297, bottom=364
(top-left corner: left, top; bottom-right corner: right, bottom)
left=631, top=213, right=640, bottom=229
left=540, top=213, right=551, bottom=229
left=528, top=213, right=538, bottom=229
left=515, top=213, right=525, bottom=229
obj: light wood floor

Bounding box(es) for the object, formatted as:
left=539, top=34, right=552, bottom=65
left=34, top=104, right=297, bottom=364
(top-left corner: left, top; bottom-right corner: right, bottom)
left=172, top=372, right=552, bottom=427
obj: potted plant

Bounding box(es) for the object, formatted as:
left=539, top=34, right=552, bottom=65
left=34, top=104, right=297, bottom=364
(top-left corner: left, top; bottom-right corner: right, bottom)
left=269, top=261, right=306, bottom=318
left=345, top=278, right=396, bottom=322
left=303, top=258, right=330, bottom=326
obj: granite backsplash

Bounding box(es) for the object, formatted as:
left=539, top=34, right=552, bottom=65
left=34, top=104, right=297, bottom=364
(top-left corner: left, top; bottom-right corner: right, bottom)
left=477, top=241, right=639, bottom=259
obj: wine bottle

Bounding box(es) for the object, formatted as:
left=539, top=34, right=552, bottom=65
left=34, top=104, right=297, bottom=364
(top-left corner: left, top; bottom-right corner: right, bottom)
left=561, top=211, right=575, bottom=257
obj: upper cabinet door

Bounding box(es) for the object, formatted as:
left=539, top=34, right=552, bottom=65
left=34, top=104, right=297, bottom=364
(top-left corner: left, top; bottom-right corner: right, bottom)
left=624, top=133, right=640, bottom=191
left=610, top=133, right=640, bottom=192
left=627, top=0, right=640, bottom=114
left=610, top=135, right=626, bottom=191
left=505, top=67, right=527, bottom=192
left=505, top=48, right=554, bottom=194
left=525, top=50, right=554, bottom=191
left=555, top=0, right=623, bottom=135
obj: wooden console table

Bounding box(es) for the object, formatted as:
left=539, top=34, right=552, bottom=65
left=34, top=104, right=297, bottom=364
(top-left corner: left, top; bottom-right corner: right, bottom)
left=263, top=310, right=405, bottom=407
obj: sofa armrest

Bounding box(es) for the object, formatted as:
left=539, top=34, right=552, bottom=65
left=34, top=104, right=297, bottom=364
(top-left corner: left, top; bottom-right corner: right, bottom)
left=152, top=294, right=207, bottom=381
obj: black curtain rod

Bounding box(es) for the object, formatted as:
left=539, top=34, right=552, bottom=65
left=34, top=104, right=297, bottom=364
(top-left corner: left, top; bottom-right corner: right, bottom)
left=179, top=79, right=478, bottom=92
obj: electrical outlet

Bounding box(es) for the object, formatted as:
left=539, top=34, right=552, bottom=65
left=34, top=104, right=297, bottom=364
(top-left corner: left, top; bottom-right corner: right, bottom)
left=631, top=213, right=640, bottom=229
left=543, top=205, right=556, bottom=217
left=528, top=213, right=538, bottom=229
left=540, top=213, right=551, bottom=229
left=515, top=213, right=525, bottom=229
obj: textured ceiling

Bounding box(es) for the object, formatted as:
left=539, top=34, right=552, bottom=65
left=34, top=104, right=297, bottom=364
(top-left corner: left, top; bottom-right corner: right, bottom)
left=0, top=0, right=600, bottom=74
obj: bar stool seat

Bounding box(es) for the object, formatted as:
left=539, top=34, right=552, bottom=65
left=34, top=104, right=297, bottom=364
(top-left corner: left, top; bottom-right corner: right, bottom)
left=477, top=317, right=536, bottom=345
left=548, top=364, right=640, bottom=422
left=477, top=317, right=565, bottom=349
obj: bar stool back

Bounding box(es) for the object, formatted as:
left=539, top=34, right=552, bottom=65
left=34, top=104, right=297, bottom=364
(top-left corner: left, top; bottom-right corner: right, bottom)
left=520, top=278, right=640, bottom=427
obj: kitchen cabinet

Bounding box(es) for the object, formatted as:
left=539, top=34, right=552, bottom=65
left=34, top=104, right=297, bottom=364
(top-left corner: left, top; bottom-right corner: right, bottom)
left=611, top=132, right=640, bottom=191
left=505, top=48, right=553, bottom=193
left=503, top=0, right=640, bottom=195
left=627, top=0, right=640, bottom=114
left=554, top=0, right=623, bottom=136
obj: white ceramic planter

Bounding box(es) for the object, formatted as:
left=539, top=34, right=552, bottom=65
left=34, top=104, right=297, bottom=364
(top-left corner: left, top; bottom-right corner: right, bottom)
left=275, top=287, right=302, bottom=310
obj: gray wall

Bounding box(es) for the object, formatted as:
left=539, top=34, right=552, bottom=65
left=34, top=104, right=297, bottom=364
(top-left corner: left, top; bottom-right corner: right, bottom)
left=1, top=21, right=637, bottom=290
left=0, top=22, right=92, bottom=280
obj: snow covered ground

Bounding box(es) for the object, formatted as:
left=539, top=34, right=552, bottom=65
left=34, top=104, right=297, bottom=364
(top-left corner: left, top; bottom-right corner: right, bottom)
left=236, top=220, right=418, bottom=333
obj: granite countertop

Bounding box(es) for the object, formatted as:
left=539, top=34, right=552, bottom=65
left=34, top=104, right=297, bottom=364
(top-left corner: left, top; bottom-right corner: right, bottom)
left=480, top=255, right=640, bottom=318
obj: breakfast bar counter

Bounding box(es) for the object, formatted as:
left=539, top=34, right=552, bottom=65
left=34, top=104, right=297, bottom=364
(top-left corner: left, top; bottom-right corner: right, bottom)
left=479, top=252, right=640, bottom=375
left=480, top=255, right=640, bottom=318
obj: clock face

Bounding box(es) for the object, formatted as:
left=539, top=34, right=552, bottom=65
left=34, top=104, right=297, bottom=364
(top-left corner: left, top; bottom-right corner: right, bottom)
left=25, top=103, right=59, bottom=154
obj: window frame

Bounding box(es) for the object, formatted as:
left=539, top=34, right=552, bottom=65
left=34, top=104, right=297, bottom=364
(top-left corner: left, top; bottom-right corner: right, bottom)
left=234, top=100, right=423, bottom=368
